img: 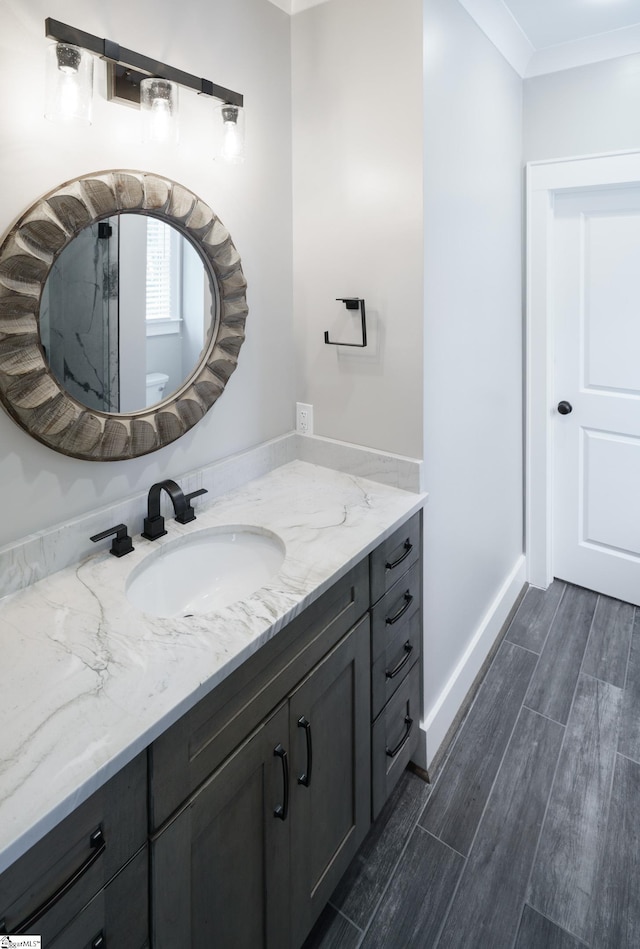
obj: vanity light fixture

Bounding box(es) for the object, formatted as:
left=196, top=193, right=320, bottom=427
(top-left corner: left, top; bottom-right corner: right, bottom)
left=44, top=40, right=94, bottom=124
left=44, top=18, right=244, bottom=158
left=140, top=77, right=179, bottom=145
left=218, top=103, right=245, bottom=164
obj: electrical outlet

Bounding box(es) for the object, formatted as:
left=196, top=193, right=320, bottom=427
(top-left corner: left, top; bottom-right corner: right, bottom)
left=296, top=402, right=314, bottom=435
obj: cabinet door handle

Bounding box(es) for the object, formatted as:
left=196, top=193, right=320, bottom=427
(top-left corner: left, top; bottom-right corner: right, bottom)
left=91, top=933, right=106, bottom=949
left=385, top=641, right=413, bottom=680
left=297, top=716, right=313, bottom=787
left=386, top=716, right=414, bottom=759
left=0, top=827, right=105, bottom=935
left=273, top=744, right=289, bottom=821
left=385, top=540, right=413, bottom=571
left=385, top=591, right=413, bottom=626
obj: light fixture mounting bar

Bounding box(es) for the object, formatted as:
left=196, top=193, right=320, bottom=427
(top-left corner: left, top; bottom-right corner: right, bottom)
left=45, top=18, right=243, bottom=107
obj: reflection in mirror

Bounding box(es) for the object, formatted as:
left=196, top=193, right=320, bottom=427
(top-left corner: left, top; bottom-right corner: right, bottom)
left=39, top=214, right=215, bottom=414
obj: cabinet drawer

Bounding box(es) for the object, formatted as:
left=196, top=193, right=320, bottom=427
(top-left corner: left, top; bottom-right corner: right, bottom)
left=370, top=512, right=421, bottom=604
left=371, top=606, right=421, bottom=720
left=370, top=559, right=421, bottom=662
left=49, top=847, right=148, bottom=949
left=150, top=558, right=370, bottom=829
left=371, top=661, right=420, bottom=820
left=0, top=752, right=147, bottom=940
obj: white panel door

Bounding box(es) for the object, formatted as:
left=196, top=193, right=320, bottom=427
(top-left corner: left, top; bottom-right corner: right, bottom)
left=553, top=186, right=640, bottom=605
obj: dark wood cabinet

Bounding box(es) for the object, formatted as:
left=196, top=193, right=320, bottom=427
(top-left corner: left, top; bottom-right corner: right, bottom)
left=370, top=559, right=422, bottom=719
left=369, top=514, right=423, bottom=819
left=0, top=752, right=148, bottom=946
left=289, top=616, right=370, bottom=947
left=152, top=704, right=290, bottom=949
left=148, top=559, right=371, bottom=831
left=369, top=512, right=421, bottom=604
left=151, top=616, right=371, bottom=949
left=372, top=661, right=421, bottom=817
left=47, top=848, right=149, bottom=949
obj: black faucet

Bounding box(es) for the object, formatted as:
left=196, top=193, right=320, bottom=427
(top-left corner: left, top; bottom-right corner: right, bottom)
left=142, top=480, right=208, bottom=540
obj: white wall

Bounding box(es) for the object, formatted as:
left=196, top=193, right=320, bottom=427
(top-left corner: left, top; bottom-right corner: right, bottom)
left=0, top=0, right=293, bottom=547
left=524, top=53, right=640, bottom=162
left=291, top=0, right=424, bottom=458
left=422, top=0, right=525, bottom=761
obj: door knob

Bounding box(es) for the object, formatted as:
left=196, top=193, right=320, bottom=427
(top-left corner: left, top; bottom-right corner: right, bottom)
left=557, top=401, right=573, bottom=415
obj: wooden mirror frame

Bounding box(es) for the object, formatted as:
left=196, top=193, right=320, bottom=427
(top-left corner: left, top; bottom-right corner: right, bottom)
left=0, top=170, right=247, bottom=461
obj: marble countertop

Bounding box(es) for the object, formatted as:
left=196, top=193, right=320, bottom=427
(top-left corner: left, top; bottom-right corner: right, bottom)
left=0, top=460, right=425, bottom=874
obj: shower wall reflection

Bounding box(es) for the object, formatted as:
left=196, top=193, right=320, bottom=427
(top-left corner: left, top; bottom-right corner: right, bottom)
left=40, top=219, right=120, bottom=412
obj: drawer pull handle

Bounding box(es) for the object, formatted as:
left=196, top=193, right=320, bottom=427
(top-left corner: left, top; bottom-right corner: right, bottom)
left=385, top=641, right=413, bottom=680
left=386, top=715, right=414, bottom=759
left=385, top=592, right=413, bottom=626
left=385, top=540, right=413, bottom=571
left=274, top=744, right=289, bottom=821
left=91, top=933, right=106, bottom=949
left=0, top=827, right=105, bottom=935
left=297, top=716, right=313, bottom=787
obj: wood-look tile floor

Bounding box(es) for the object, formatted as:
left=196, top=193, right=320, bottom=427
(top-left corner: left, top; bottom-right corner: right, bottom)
left=303, top=581, right=640, bottom=949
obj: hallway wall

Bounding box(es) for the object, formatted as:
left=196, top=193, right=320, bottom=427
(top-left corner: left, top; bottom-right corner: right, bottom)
left=423, top=0, right=525, bottom=761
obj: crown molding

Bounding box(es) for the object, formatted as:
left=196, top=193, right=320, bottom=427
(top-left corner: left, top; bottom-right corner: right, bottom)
left=265, top=0, right=292, bottom=12
left=457, top=0, right=533, bottom=76
left=526, top=23, right=640, bottom=77
left=458, top=0, right=640, bottom=77
left=265, top=0, right=331, bottom=13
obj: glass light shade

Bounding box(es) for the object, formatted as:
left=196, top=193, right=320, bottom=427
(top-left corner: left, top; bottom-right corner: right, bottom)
left=45, top=43, right=94, bottom=124
left=218, top=104, right=245, bottom=164
left=140, top=78, right=179, bottom=145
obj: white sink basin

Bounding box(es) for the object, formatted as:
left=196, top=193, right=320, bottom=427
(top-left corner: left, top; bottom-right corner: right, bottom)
left=126, top=526, right=286, bottom=618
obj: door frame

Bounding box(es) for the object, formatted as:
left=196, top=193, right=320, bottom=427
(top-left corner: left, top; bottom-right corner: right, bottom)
left=526, top=149, right=640, bottom=589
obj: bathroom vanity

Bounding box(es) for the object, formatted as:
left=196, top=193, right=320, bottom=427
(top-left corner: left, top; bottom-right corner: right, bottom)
left=0, top=462, right=424, bottom=947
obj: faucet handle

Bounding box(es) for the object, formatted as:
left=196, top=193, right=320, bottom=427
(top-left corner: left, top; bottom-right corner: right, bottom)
left=142, top=514, right=167, bottom=541
left=176, top=488, right=208, bottom=525
left=90, top=523, right=134, bottom=557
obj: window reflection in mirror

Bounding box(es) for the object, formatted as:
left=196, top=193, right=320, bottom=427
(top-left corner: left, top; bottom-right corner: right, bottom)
left=39, top=214, right=215, bottom=414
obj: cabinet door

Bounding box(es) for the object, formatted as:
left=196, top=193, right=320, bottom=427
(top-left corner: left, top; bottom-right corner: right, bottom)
left=152, top=703, right=290, bottom=949
left=289, top=616, right=371, bottom=947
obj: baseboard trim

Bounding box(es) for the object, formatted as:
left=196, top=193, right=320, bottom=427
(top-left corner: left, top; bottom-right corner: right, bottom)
left=422, top=554, right=527, bottom=768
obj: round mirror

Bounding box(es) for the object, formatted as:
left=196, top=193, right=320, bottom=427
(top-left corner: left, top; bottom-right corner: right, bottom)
left=40, top=214, right=217, bottom=414
left=0, top=171, right=248, bottom=461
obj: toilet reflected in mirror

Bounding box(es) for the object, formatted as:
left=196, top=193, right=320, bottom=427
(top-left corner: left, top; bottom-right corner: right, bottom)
left=145, top=371, right=169, bottom=408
